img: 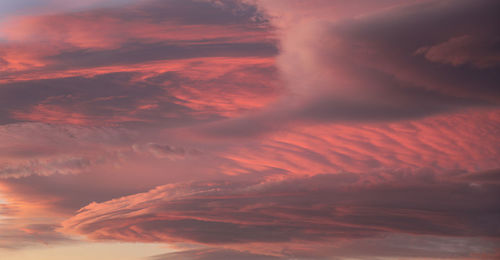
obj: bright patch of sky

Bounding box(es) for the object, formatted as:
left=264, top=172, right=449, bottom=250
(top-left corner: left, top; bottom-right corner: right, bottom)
left=0, top=0, right=136, bottom=40
left=0, top=194, right=10, bottom=221
left=0, top=241, right=173, bottom=260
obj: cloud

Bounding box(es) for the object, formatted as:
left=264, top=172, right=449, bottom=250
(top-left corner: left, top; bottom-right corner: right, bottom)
left=62, top=171, right=500, bottom=257
left=198, top=0, right=500, bottom=138
left=2, top=72, right=178, bottom=126
left=0, top=202, right=74, bottom=250
left=151, top=248, right=283, bottom=260
left=150, top=235, right=500, bottom=260
left=139, top=143, right=203, bottom=160
left=1, top=108, right=498, bottom=216
left=2, top=0, right=272, bottom=46
left=288, top=234, right=500, bottom=260
left=415, top=35, right=500, bottom=68
left=46, top=41, right=277, bottom=69
left=0, top=121, right=230, bottom=212
left=0, top=223, right=73, bottom=249
left=0, top=122, right=134, bottom=178
left=0, top=0, right=275, bottom=76
left=198, top=108, right=500, bottom=177
left=0, top=0, right=280, bottom=135
left=292, top=0, right=500, bottom=103
left=0, top=203, right=18, bottom=216
left=0, top=59, right=280, bottom=126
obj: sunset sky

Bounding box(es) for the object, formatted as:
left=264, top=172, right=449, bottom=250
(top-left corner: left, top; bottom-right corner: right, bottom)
left=0, top=0, right=499, bottom=259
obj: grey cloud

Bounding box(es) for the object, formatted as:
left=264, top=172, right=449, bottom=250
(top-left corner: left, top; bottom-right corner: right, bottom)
left=111, top=0, right=269, bottom=26
left=144, top=143, right=203, bottom=160
left=151, top=248, right=283, bottom=260
left=0, top=157, right=92, bottom=178
left=0, top=223, right=73, bottom=249
left=321, top=0, right=500, bottom=101
left=46, top=41, right=278, bottom=70
left=0, top=72, right=199, bottom=126
left=0, top=59, right=279, bottom=126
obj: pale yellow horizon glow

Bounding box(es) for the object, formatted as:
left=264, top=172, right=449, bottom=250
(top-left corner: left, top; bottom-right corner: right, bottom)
left=0, top=242, right=173, bottom=260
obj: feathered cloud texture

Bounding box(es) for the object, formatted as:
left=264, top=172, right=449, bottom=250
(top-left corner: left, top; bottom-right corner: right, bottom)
left=63, top=172, right=500, bottom=241
left=0, top=0, right=499, bottom=259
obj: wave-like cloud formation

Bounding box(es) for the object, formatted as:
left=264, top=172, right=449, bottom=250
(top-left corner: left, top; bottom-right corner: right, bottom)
left=63, top=171, right=500, bottom=258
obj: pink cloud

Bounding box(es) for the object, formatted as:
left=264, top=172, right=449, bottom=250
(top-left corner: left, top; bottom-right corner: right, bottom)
left=415, top=35, right=500, bottom=68
left=218, top=108, right=500, bottom=175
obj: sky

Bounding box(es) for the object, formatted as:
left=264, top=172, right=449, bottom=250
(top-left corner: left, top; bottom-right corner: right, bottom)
left=0, top=0, right=499, bottom=259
